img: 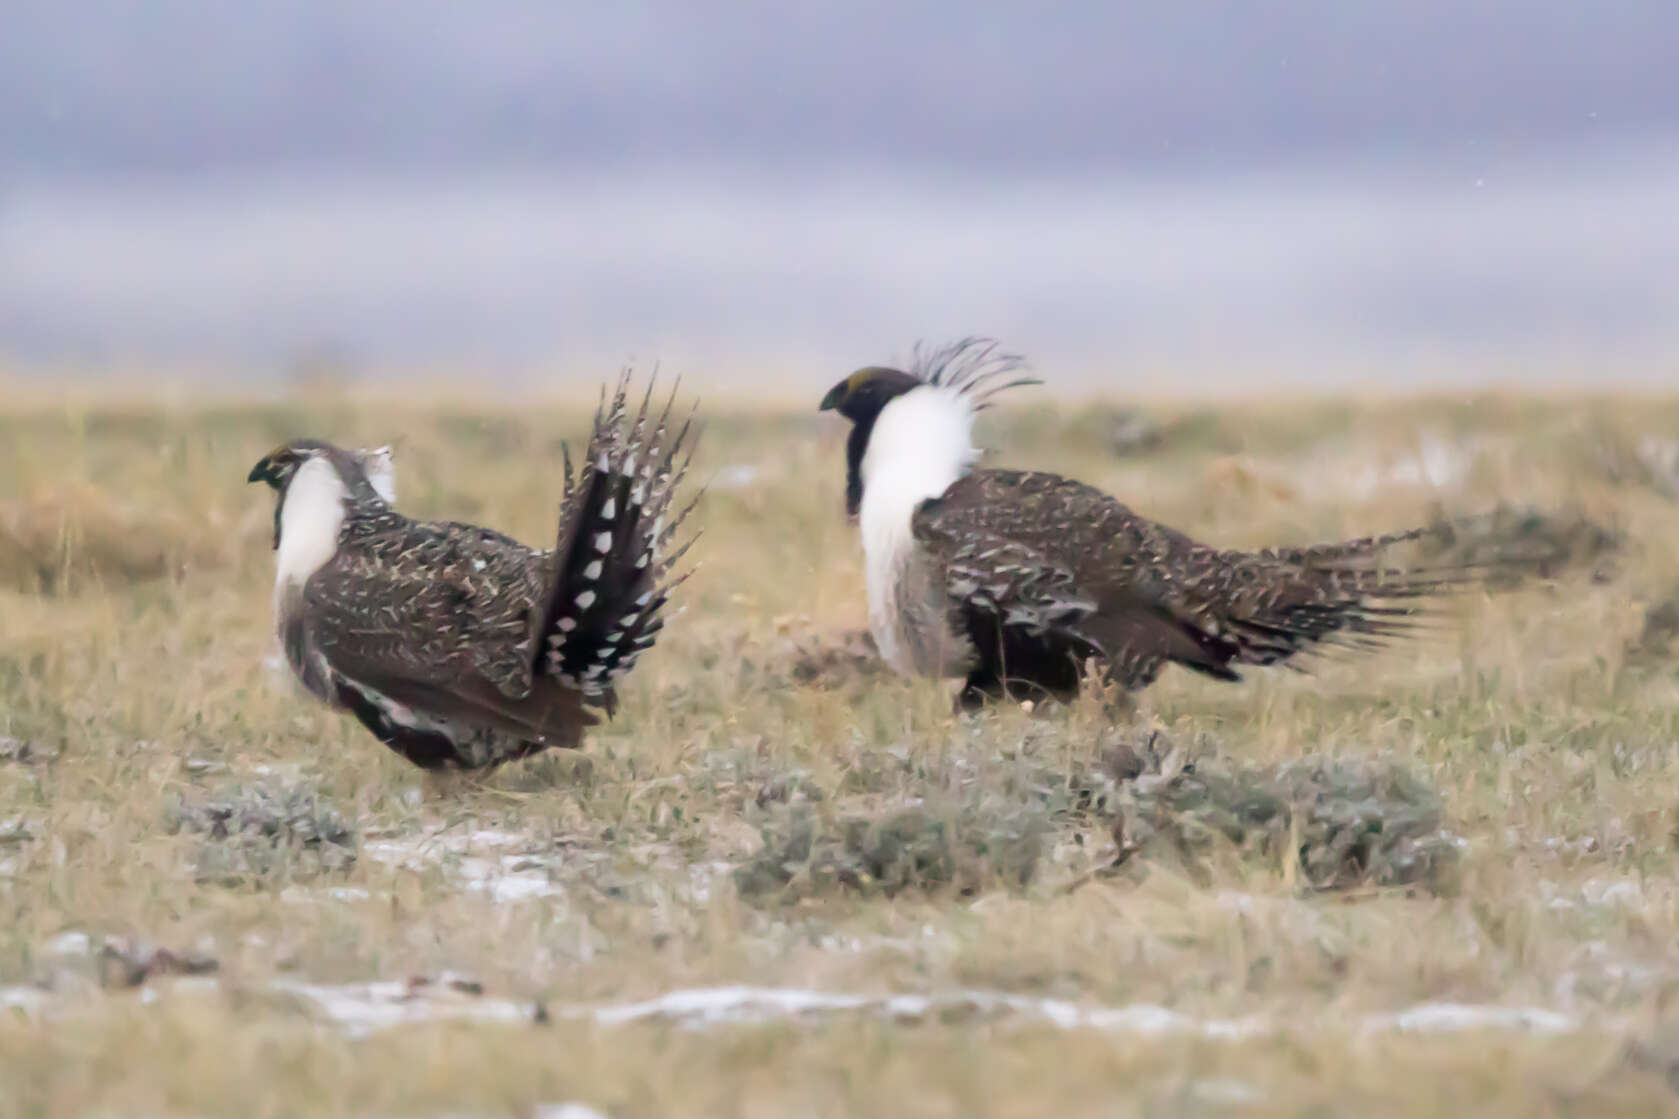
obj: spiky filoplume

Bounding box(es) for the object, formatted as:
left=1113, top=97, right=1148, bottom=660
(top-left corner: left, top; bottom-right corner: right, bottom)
left=248, top=373, right=699, bottom=769
left=820, top=338, right=1490, bottom=710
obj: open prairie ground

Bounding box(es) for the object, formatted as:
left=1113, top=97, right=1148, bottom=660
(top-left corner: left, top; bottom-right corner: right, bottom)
left=3, top=383, right=1679, bottom=1117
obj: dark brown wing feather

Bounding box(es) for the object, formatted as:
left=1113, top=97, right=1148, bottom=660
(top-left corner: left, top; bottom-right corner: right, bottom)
left=917, top=469, right=1478, bottom=686
left=302, top=519, right=600, bottom=763
left=308, top=515, right=546, bottom=701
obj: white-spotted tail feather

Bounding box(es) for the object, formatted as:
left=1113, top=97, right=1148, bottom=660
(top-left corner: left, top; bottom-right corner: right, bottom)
left=535, top=371, right=701, bottom=711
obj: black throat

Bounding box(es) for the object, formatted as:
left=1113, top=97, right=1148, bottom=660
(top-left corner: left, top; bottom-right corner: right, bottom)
left=843, top=414, right=876, bottom=519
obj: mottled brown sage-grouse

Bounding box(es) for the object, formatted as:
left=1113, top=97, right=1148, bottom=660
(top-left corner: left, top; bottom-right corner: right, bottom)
left=819, top=338, right=1487, bottom=710
left=248, top=375, right=698, bottom=769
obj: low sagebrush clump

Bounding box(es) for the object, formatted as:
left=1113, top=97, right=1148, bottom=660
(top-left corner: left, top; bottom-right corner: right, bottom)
left=1106, top=737, right=1459, bottom=891
left=167, top=780, right=358, bottom=886
left=1626, top=587, right=1679, bottom=664
left=735, top=729, right=1459, bottom=903
left=734, top=799, right=1050, bottom=901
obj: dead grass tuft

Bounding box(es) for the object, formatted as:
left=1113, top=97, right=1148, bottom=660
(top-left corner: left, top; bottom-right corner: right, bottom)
left=0, top=483, right=235, bottom=593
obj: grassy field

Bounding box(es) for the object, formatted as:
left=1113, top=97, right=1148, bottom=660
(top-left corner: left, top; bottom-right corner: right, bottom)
left=2, top=382, right=1679, bottom=1117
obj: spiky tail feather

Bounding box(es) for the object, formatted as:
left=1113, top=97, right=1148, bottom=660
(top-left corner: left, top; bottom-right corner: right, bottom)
left=534, top=371, right=701, bottom=711
left=1189, top=524, right=1506, bottom=674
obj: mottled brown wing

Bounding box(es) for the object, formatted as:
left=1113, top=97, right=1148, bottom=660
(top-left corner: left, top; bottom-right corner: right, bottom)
left=911, top=517, right=1094, bottom=633
left=912, top=473, right=1238, bottom=677
left=304, top=516, right=547, bottom=701
left=928, top=470, right=1455, bottom=677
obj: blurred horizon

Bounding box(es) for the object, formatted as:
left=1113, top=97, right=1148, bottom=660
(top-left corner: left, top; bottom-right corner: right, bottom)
left=4, top=2, right=1675, bottom=389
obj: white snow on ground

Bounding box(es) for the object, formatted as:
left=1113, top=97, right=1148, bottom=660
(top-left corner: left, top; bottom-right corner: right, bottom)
left=1365, top=1004, right=1578, bottom=1034
left=363, top=827, right=568, bottom=905
left=1, top=979, right=1616, bottom=1043
left=531, top=1106, right=613, bottom=1119
left=269, top=976, right=530, bottom=1037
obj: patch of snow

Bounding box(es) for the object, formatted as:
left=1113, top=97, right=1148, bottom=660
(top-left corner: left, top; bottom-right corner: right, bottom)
left=44, top=931, right=91, bottom=957
left=281, top=885, right=376, bottom=904
left=0, top=986, right=48, bottom=1013
left=1368, top=1003, right=1577, bottom=1034
left=1540, top=876, right=1646, bottom=912
left=270, top=978, right=529, bottom=1040
left=364, top=829, right=567, bottom=904
left=1215, top=891, right=1257, bottom=913
left=260, top=981, right=1623, bottom=1041
left=463, top=829, right=528, bottom=849
left=1541, top=835, right=1599, bottom=856
left=1188, top=1079, right=1265, bottom=1107
left=686, top=860, right=733, bottom=905
left=711, top=464, right=761, bottom=491
left=583, top=988, right=1614, bottom=1042
left=533, top=1105, right=613, bottom=1119
left=1581, top=878, right=1645, bottom=908
left=4, top=974, right=1627, bottom=1046
left=569, top=987, right=1583, bottom=1041
left=464, top=858, right=560, bottom=904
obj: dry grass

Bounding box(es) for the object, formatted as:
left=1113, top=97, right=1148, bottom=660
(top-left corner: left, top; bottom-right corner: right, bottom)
left=3, top=387, right=1679, bottom=1116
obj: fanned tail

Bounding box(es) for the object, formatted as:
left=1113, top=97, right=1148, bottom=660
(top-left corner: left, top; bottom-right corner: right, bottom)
left=532, top=370, right=701, bottom=712
left=1175, top=524, right=1511, bottom=675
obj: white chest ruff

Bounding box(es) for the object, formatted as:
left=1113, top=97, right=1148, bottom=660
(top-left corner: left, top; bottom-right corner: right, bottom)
left=862, top=523, right=971, bottom=677
left=857, top=386, right=980, bottom=678
left=273, top=457, right=348, bottom=611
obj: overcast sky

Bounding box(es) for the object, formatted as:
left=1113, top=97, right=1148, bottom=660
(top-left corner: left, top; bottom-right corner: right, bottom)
left=3, top=2, right=1675, bottom=385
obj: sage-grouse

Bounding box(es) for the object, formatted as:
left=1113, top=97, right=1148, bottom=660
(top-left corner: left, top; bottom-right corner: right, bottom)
left=248, top=376, right=697, bottom=768
left=820, top=337, right=1486, bottom=710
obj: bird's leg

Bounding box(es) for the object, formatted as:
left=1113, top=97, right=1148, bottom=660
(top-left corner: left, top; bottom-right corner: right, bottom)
left=956, top=661, right=1051, bottom=713
left=1080, top=657, right=1142, bottom=724
left=954, top=670, right=1074, bottom=717
left=954, top=672, right=1005, bottom=714
left=420, top=768, right=484, bottom=798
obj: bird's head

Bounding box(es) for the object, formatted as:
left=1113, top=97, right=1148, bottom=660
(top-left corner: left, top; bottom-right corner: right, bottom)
left=819, top=339, right=1040, bottom=519
left=818, top=366, right=923, bottom=425
left=248, top=439, right=392, bottom=552
left=246, top=439, right=335, bottom=492
left=248, top=439, right=395, bottom=496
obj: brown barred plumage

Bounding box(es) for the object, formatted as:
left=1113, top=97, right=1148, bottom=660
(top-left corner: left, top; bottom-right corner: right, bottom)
left=248, top=373, right=698, bottom=770
left=820, top=338, right=1495, bottom=711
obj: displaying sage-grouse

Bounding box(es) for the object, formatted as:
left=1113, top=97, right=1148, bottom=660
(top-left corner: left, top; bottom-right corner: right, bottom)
left=248, top=375, right=698, bottom=769
left=819, top=338, right=1486, bottom=710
